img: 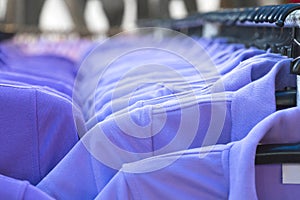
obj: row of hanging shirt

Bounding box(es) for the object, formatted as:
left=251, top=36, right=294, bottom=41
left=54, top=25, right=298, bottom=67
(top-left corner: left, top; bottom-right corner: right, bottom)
left=42, top=36, right=296, bottom=200
left=0, top=3, right=300, bottom=200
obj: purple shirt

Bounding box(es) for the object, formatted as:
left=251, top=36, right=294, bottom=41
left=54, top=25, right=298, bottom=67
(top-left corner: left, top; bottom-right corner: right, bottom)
left=96, top=107, right=300, bottom=200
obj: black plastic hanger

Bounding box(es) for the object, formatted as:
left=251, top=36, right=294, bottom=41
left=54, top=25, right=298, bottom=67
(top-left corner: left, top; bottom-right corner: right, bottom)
left=256, top=142, right=300, bottom=164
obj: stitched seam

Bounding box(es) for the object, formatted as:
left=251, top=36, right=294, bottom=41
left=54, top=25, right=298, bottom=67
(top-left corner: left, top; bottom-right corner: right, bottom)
left=90, top=157, right=102, bottom=194
left=18, top=181, right=29, bottom=199
left=124, top=172, right=140, bottom=200
left=35, top=89, right=42, bottom=180
left=226, top=144, right=234, bottom=198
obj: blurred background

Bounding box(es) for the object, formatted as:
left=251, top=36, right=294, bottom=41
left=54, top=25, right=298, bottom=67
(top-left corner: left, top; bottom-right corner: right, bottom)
left=0, top=0, right=293, bottom=36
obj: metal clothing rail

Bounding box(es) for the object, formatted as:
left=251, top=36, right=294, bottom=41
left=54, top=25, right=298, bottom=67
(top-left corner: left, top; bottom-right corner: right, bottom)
left=200, top=4, right=300, bottom=27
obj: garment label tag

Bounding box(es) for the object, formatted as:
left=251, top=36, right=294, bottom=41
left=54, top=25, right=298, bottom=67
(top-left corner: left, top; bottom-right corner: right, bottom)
left=282, top=164, right=300, bottom=184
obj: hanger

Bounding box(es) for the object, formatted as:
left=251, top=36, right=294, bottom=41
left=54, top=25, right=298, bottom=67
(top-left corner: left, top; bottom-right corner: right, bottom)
left=256, top=142, right=300, bottom=164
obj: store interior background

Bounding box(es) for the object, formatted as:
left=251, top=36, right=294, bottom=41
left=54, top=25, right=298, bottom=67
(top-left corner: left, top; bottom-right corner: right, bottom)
left=0, top=0, right=287, bottom=35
